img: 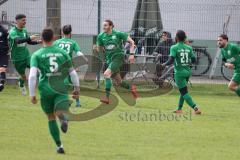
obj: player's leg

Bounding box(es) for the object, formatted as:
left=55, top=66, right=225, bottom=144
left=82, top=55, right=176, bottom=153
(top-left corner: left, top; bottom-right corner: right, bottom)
left=40, top=95, right=64, bottom=154
left=65, top=76, right=81, bottom=107
left=112, top=73, right=138, bottom=99
left=175, top=76, right=201, bottom=114
left=173, top=95, right=184, bottom=113
left=228, top=73, right=240, bottom=96
left=0, top=67, right=7, bottom=91
left=54, top=94, right=71, bottom=134
left=0, top=54, right=9, bottom=92
left=100, top=68, right=112, bottom=104
left=14, top=60, right=28, bottom=95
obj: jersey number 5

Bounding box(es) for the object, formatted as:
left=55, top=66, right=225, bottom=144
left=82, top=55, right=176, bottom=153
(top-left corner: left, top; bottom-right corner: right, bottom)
left=49, top=57, right=59, bottom=72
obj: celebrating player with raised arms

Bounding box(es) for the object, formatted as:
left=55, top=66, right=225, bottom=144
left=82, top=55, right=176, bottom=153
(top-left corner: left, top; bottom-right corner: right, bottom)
left=54, top=24, right=87, bottom=107
left=218, top=34, right=240, bottom=96
left=28, top=27, right=80, bottom=154
left=95, top=19, right=138, bottom=104
left=9, top=14, right=41, bottom=95
left=161, top=30, right=201, bottom=114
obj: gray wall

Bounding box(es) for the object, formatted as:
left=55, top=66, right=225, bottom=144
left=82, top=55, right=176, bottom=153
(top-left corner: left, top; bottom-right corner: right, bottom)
left=1, top=0, right=240, bottom=41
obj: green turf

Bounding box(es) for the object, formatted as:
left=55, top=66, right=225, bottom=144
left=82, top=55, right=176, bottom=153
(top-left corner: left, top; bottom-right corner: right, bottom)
left=1, top=84, right=240, bottom=160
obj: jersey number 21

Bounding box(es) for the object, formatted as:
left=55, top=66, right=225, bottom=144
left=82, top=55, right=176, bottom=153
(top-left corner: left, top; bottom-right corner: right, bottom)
left=180, top=51, right=189, bottom=64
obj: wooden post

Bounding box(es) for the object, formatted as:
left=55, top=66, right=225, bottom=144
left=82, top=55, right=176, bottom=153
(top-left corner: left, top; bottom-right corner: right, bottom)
left=46, top=0, right=61, bottom=39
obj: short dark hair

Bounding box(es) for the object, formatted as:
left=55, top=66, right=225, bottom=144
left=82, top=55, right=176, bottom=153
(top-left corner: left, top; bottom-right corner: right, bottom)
left=15, top=14, right=26, bottom=20
left=162, top=31, right=168, bottom=35
left=62, top=24, right=72, bottom=35
left=104, top=19, right=114, bottom=28
left=41, top=27, right=54, bottom=42
left=219, top=34, right=228, bottom=41
left=176, top=30, right=187, bottom=42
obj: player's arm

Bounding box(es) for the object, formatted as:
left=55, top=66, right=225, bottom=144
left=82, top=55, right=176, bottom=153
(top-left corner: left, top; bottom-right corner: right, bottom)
left=163, top=56, right=175, bottom=67
left=162, top=46, right=176, bottom=67
left=28, top=53, right=39, bottom=104
left=221, top=50, right=234, bottom=70
left=126, top=36, right=136, bottom=63
left=14, top=34, right=40, bottom=45
left=28, top=66, right=38, bottom=104
left=94, top=34, right=105, bottom=53
left=74, top=42, right=88, bottom=62
left=190, top=48, right=196, bottom=64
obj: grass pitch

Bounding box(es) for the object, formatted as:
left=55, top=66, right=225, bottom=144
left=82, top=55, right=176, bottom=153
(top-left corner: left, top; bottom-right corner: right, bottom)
left=1, top=84, right=240, bottom=160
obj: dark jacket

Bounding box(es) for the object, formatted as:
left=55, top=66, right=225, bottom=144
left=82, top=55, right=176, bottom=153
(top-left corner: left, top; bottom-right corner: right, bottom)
left=154, top=32, right=173, bottom=63
left=0, top=25, right=9, bottom=55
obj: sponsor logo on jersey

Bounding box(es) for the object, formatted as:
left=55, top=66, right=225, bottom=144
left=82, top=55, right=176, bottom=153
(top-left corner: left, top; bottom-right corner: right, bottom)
left=17, top=43, right=26, bottom=47
left=228, top=50, right=231, bottom=55
left=106, top=44, right=116, bottom=50
left=112, top=35, right=117, bottom=40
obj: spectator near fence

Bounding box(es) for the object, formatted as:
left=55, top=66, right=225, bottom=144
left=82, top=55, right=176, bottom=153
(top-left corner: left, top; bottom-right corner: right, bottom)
left=153, top=31, right=174, bottom=79
left=153, top=31, right=174, bottom=63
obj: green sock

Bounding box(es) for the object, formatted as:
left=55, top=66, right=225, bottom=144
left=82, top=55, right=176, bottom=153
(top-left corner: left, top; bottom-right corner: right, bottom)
left=120, top=81, right=131, bottom=90
left=183, top=93, right=196, bottom=109
left=18, top=78, right=25, bottom=87
left=235, top=87, right=240, bottom=96
left=105, top=78, right=112, bottom=97
left=48, top=120, right=61, bottom=147
left=177, top=95, right=184, bottom=110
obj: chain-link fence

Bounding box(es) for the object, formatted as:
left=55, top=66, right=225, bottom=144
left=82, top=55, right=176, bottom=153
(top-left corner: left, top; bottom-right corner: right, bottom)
left=1, top=0, right=240, bottom=87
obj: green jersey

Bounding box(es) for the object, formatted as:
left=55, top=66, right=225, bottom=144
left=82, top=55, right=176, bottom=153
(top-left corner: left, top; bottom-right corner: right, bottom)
left=170, top=42, right=195, bottom=76
left=97, top=29, right=128, bottom=63
left=30, top=45, right=72, bottom=95
left=221, top=43, right=240, bottom=73
left=53, top=37, right=81, bottom=58
left=9, top=26, right=30, bottom=62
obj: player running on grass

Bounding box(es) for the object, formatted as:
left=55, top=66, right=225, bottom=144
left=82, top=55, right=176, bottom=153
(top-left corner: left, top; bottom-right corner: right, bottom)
left=54, top=24, right=88, bottom=107
left=95, top=19, right=137, bottom=104
left=161, top=30, right=201, bottom=114
left=9, top=14, right=41, bottom=95
left=28, top=28, right=80, bottom=154
left=218, top=34, right=240, bottom=96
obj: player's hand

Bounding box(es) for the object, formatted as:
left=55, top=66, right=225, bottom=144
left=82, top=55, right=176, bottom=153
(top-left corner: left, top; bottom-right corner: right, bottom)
left=30, top=34, right=39, bottom=41
left=225, top=63, right=234, bottom=70
left=128, top=55, right=135, bottom=63
left=159, top=63, right=166, bottom=70
left=72, top=90, right=80, bottom=99
left=31, top=96, right=38, bottom=104
left=93, top=45, right=98, bottom=51
left=37, top=40, right=42, bottom=44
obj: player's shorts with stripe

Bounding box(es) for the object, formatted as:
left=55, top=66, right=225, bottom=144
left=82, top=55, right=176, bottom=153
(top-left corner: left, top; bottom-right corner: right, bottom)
left=174, top=75, right=190, bottom=89
left=13, top=57, right=30, bottom=75
left=107, top=55, right=124, bottom=74
left=174, top=71, right=191, bottom=89
left=40, top=93, right=70, bottom=114
left=0, top=54, right=9, bottom=68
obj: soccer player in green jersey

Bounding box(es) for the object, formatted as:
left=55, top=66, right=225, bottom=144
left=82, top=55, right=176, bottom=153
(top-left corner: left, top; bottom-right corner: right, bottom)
left=218, top=34, right=240, bottom=96
left=162, top=30, right=201, bottom=114
left=54, top=24, right=88, bottom=107
left=95, top=19, right=137, bottom=104
left=9, top=14, right=40, bottom=95
left=28, top=28, right=80, bottom=154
